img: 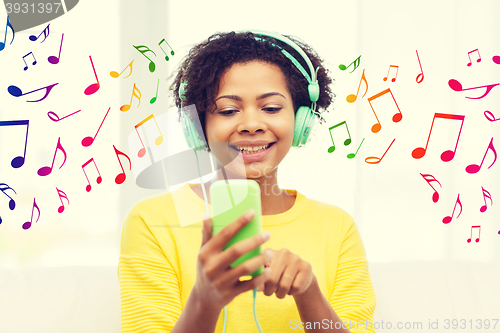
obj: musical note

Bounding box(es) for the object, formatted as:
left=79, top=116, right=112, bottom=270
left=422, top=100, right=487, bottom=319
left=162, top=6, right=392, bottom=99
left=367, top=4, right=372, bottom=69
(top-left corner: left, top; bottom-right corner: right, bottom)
left=480, top=186, right=492, bottom=213
left=158, top=38, right=175, bottom=61
left=8, top=83, right=58, bottom=102
left=383, top=65, right=399, bottom=82
left=113, top=145, right=132, bottom=185
left=448, top=79, right=499, bottom=99
left=367, top=88, right=402, bottom=133
left=484, top=110, right=500, bottom=122
left=346, top=69, right=368, bottom=103
left=339, top=55, right=361, bottom=73
left=48, top=33, right=64, bottom=64
left=0, top=120, right=29, bottom=168
left=110, top=60, right=134, bottom=78
left=327, top=121, right=351, bottom=153
left=22, top=198, right=40, bottom=230
left=56, top=187, right=69, bottom=213
left=347, top=138, right=365, bottom=159
left=84, top=55, right=100, bottom=95
left=420, top=173, right=442, bottom=203
left=0, top=183, right=16, bottom=224
left=47, top=109, right=81, bottom=122
left=82, top=158, right=102, bottom=192
left=365, top=138, right=395, bottom=164
left=0, top=16, right=15, bottom=51
left=467, top=225, right=481, bottom=243
left=416, top=50, right=424, bottom=84
left=493, top=55, right=500, bottom=65
left=29, top=23, right=50, bottom=43
left=443, top=193, right=462, bottom=224
left=22, top=52, right=37, bottom=71
left=150, top=79, right=160, bottom=104
left=467, top=49, right=481, bottom=66
left=412, top=113, right=465, bottom=162
left=466, top=137, right=496, bottom=174
left=82, top=107, right=111, bottom=147
left=133, top=45, right=156, bottom=73
left=37, top=137, right=66, bottom=176
left=120, top=83, right=142, bottom=111
left=135, top=114, right=164, bottom=158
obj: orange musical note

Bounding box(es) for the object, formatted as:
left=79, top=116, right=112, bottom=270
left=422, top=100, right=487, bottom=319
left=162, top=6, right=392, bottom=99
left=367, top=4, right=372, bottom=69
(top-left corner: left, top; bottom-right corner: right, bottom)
left=327, top=121, right=351, bottom=153
left=82, top=107, right=111, bottom=147
left=365, top=138, right=395, bottom=164
left=48, top=33, right=64, bottom=64
left=82, top=158, right=102, bottom=192
left=8, top=83, right=58, bottom=102
left=0, top=183, right=16, bottom=224
left=484, top=110, right=500, bottom=122
left=133, top=45, right=156, bottom=73
left=0, top=16, right=15, bottom=51
left=113, top=145, right=132, bottom=185
left=0, top=120, right=29, bottom=168
left=84, top=55, right=100, bottom=95
left=150, top=79, right=160, bottom=104
left=22, top=198, right=40, bottom=230
left=37, top=137, right=67, bottom=176
left=56, top=187, right=69, bottom=213
left=383, top=65, right=399, bottom=82
left=47, top=109, right=81, bottom=122
left=110, top=59, right=134, bottom=78
left=347, top=138, right=365, bottom=159
left=158, top=38, right=175, bottom=61
left=480, top=186, right=492, bottom=213
left=346, top=69, right=368, bottom=103
left=29, top=23, right=50, bottom=43
left=120, top=83, right=142, bottom=111
left=443, top=193, right=462, bottom=224
left=367, top=88, right=402, bottom=133
left=467, top=49, right=481, bottom=66
left=22, top=52, right=37, bottom=71
left=339, top=55, right=361, bottom=73
left=420, top=173, right=442, bottom=203
left=467, top=225, right=481, bottom=243
left=448, top=79, right=499, bottom=99
left=134, top=114, right=164, bottom=157
left=412, top=113, right=465, bottom=162
left=466, top=137, right=496, bottom=174
left=415, top=50, right=424, bottom=84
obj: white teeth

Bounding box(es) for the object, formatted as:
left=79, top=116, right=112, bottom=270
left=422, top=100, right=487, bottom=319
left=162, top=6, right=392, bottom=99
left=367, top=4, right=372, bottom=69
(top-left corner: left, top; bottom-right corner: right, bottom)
left=233, top=143, right=272, bottom=153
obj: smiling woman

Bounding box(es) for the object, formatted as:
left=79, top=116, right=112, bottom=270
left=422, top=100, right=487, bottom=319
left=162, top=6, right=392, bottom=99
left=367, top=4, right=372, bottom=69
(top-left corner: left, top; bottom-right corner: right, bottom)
left=119, top=31, right=376, bottom=333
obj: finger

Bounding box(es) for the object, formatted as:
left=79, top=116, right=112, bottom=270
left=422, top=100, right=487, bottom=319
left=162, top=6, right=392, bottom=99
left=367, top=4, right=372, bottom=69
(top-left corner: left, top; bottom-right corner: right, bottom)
left=206, top=209, right=256, bottom=253
left=263, top=252, right=287, bottom=297
left=221, top=248, right=273, bottom=284
left=201, top=213, right=212, bottom=247
left=234, top=267, right=272, bottom=296
left=217, top=229, right=271, bottom=270
left=275, top=265, right=299, bottom=299
left=289, top=269, right=314, bottom=295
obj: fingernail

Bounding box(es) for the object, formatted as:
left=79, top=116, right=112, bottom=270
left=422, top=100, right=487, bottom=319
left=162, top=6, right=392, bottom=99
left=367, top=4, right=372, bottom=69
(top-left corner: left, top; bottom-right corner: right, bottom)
left=261, top=231, right=271, bottom=241
left=245, top=209, right=255, bottom=219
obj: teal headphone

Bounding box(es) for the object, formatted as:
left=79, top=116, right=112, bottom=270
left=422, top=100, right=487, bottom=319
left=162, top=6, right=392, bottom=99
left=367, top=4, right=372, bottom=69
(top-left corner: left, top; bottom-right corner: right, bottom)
left=179, top=30, right=321, bottom=151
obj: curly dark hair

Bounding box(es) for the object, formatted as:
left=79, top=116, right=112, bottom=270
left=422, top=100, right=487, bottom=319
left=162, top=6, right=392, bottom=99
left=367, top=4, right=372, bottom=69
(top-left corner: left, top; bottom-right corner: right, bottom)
left=170, top=31, right=335, bottom=150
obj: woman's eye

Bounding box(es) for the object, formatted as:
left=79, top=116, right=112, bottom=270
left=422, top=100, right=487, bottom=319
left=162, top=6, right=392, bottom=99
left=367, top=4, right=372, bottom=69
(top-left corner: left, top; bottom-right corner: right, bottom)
left=264, top=107, right=282, bottom=112
left=218, top=110, right=237, bottom=116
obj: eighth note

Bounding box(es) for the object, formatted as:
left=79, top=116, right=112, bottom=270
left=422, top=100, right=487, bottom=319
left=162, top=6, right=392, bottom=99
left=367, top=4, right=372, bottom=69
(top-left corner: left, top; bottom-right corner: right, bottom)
left=113, top=145, right=132, bottom=185
left=82, top=107, right=111, bottom=147
left=448, top=79, right=499, bottom=99
left=133, top=45, right=156, bottom=73
left=8, top=83, right=59, bottom=102
left=467, top=49, right=481, bottom=66
left=420, top=173, right=442, bottom=203
left=56, top=187, right=69, bottom=213
left=29, top=24, right=50, bottom=43
left=467, top=225, right=481, bottom=243
left=367, top=88, right=402, bottom=133
left=0, top=16, right=15, bottom=51
left=465, top=137, right=496, bottom=174
left=327, top=121, right=351, bottom=153
left=346, top=69, right=368, bottom=103
left=443, top=193, right=462, bottom=224
left=110, top=60, right=134, bottom=78
left=82, top=158, right=102, bottom=192
left=158, top=38, right=175, bottom=61
left=339, top=55, right=361, bottom=73
left=383, top=65, right=399, bottom=82
left=38, top=137, right=67, bottom=176
left=22, top=52, right=37, bottom=71
left=480, top=186, right=492, bottom=213
left=22, top=198, right=40, bottom=230
left=0, top=183, right=16, bottom=224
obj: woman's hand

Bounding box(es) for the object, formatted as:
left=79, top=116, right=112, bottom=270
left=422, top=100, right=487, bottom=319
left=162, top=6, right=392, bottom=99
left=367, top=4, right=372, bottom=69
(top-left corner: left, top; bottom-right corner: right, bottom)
left=193, top=209, right=273, bottom=311
left=257, top=248, right=315, bottom=299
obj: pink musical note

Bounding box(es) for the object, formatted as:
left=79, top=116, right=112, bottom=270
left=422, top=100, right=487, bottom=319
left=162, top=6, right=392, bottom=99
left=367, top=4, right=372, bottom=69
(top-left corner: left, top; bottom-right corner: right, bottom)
left=365, top=138, right=395, bottom=164
left=133, top=45, right=156, bottom=73
left=443, top=193, right=462, bottom=224
left=0, top=183, right=16, bottom=224
left=22, top=198, right=40, bottom=230
left=56, top=187, right=69, bottom=213
left=84, top=56, right=100, bottom=95
left=8, top=83, right=58, bottom=102
left=467, top=225, right=481, bottom=243
left=82, top=158, right=102, bottom=192
left=420, top=173, right=442, bottom=203
left=113, top=145, right=132, bottom=185
left=158, top=38, right=175, bottom=61
left=110, top=59, right=134, bottom=78
left=327, top=121, right=351, bottom=153
left=29, top=23, right=50, bottom=43
left=0, top=120, right=29, bottom=168
left=120, top=83, right=141, bottom=111
left=22, top=52, right=37, bottom=71
left=150, top=78, right=160, bottom=104
left=37, top=137, right=67, bottom=176
left=383, top=65, right=399, bottom=82
left=466, top=137, right=496, bottom=174
left=416, top=50, right=424, bottom=84
left=448, top=79, right=499, bottom=99
left=467, top=49, right=481, bottom=66
left=347, top=138, right=365, bottom=159
left=484, top=110, right=500, bottom=122
left=48, top=33, right=64, bottom=64
left=493, top=55, right=500, bottom=65
left=134, top=114, right=164, bottom=158
left=346, top=69, right=368, bottom=103
left=339, top=55, right=361, bottom=73
left=0, top=16, right=15, bottom=51
left=480, top=186, right=492, bottom=213
left=47, top=109, right=81, bottom=122
left=412, top=113, right=465, bottom=162
left=82, top=107, right=111, bottom=147
left=367, top=88, right=402, bottom=133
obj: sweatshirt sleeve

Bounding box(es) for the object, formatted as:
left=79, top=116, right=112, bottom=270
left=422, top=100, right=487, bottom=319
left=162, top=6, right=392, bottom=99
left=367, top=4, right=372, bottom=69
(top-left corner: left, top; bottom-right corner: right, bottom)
left=329, top=212, right=377, bottom=333
left=119, top=202, right=182, bottom=333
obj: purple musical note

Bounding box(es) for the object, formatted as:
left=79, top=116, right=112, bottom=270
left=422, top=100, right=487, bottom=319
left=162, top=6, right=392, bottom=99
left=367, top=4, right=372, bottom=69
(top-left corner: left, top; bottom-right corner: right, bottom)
left=8, top=83, right=58, bottom=102
left=48, top=33, right=64, bottom=64
left=0, top=120, right=29, bottom=168
left=37, top=137, right=67, bottom=176
left=0, top=183, right=16, bottom=224
left=449, top=79, right=499, bottom=99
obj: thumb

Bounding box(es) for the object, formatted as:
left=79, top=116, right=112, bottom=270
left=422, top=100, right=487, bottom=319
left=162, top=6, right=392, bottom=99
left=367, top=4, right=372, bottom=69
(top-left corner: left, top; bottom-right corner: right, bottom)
left=201, top=213, right=212, bottom=246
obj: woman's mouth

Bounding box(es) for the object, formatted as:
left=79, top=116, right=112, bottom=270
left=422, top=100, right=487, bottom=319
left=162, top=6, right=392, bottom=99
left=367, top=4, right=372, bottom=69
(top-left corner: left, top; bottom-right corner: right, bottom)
left=230, top=142, right=276, bottom=161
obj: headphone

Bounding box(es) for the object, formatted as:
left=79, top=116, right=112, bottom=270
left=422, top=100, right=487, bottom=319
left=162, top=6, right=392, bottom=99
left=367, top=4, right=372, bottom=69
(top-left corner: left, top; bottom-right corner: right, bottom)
left=179, top=30, right=321, bottom=151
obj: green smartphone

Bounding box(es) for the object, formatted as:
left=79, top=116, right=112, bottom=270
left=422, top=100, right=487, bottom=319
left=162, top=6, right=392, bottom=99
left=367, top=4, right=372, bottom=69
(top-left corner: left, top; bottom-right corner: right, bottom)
left=210, top=179, right=263, bottom=277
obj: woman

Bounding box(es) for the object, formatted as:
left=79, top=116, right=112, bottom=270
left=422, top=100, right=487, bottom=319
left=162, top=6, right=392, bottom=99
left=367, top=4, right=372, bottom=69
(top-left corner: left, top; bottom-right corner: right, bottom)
left=119, top=31, right=376, bottom=333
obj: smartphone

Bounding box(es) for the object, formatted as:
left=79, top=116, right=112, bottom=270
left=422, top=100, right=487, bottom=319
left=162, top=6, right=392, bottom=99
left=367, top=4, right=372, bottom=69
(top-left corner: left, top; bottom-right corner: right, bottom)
left=210, top=179, right=263, bottom=277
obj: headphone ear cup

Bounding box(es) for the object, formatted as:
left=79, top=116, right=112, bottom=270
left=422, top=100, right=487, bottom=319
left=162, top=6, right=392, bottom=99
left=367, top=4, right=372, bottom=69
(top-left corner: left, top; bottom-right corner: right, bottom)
left=181, top=106, right=208, bottom=151
left=293, top=106, right=316, bottom=147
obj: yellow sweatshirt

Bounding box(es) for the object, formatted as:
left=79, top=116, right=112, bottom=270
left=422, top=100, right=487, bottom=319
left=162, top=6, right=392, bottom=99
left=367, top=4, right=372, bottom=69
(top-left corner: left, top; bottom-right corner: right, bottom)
left=119, top=183, right=376, bottom=332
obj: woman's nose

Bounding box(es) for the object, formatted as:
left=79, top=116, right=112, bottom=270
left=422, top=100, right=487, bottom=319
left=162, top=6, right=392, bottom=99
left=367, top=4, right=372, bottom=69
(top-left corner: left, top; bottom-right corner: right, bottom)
left=237, top=109, right=267, bottom=134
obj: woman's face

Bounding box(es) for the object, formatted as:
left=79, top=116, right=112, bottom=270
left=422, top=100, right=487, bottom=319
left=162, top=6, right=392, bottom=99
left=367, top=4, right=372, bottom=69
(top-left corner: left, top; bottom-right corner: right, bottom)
left=205, top=60, right=295, bottom=180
